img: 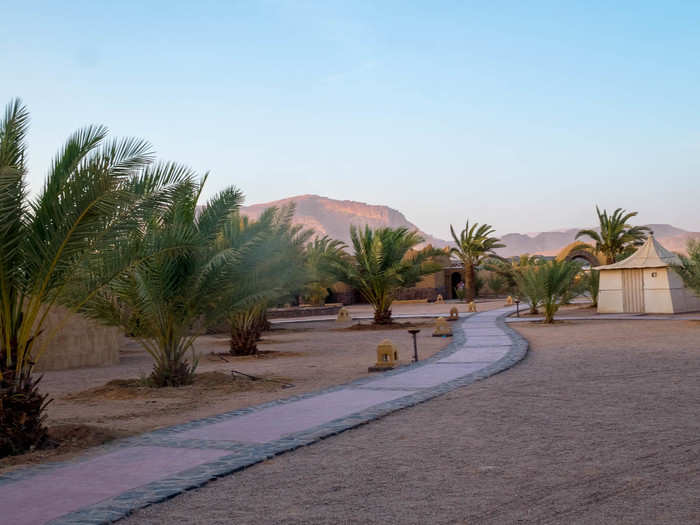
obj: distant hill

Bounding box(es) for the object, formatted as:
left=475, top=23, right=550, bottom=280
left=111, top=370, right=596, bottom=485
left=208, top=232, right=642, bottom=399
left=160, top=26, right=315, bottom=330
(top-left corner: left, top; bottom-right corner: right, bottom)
left=240, top=194, right=448, bottom=248
left=240, top=194, right=699, bottom=255
left=494, top=223, right=700, bottom=257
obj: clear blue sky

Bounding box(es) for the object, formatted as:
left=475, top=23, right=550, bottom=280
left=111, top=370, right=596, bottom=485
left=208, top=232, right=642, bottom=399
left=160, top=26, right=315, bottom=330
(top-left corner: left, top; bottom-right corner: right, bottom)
left=3, top=1, right=700, bottom=238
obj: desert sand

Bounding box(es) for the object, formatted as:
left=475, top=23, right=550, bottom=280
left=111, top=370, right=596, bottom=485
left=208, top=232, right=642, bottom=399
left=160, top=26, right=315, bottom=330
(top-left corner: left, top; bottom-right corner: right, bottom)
left=124, top=319, right=700, bottom=524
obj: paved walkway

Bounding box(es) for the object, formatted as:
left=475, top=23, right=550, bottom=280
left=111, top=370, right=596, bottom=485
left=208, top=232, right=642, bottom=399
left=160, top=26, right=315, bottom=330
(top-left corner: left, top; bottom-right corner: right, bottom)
left=0, top=307, right=527, bottom=525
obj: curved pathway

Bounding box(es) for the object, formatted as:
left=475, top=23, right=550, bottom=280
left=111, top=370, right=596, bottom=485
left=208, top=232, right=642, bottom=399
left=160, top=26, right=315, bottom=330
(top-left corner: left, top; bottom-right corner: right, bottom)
left=0, top=307, right=526, bottom=525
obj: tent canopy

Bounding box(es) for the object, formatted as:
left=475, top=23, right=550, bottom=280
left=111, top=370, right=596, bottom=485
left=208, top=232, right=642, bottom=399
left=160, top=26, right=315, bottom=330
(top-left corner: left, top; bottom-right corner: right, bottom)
left=595, top=236, right=682, bottom=270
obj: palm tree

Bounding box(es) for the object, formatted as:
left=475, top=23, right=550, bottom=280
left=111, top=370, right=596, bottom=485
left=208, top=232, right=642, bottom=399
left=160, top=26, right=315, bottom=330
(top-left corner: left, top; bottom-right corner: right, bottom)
left=576, top=207, right=651, bottom=265
left=514, top=260, right=581, bottom=323
left=304, top=236, right=347, bottom=306
left=0, top=98, right=182, bottom=456
left=583, top=269, right=600, bottom=307
left=450, top=221, right=505, bottom=302
left=221, top=205, right=312, bottom=356
left=486, top=274, right=506, bottom=295
left=678, top=240, right=700, bottom=294
left=483, top=254, right=543, bottom=298
left=331, top=226, right=441, bottom=324
left=511, top=259, right=545, bottom=314
left=83, top=177, right=245, bottom=386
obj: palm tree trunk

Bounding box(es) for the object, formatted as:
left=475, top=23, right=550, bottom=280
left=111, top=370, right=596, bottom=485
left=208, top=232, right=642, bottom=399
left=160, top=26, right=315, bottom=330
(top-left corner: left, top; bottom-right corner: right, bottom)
left=543, top=304, right=555, bottom=323
left=0, top=368, right=50, bottom=457
left=464, top=263, right=476, bottom=302
left=373, top=307, right=392, bottom=325
left=229, top=326, right=259, bottom=355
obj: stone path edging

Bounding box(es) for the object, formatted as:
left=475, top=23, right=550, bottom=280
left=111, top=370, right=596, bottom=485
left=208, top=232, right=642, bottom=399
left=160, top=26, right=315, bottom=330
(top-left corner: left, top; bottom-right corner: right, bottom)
left=0, top=307, right=527, bottom=525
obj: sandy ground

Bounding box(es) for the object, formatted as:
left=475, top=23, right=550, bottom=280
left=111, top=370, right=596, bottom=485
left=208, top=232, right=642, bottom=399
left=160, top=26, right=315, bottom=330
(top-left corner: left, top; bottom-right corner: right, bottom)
left=124, top=319, right=700, bottom=525
left=2, top=301, right=508, bottom=472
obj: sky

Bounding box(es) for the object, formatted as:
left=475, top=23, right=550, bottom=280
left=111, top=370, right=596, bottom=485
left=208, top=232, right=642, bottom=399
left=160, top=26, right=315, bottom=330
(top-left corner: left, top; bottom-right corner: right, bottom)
left=2, top=1, right=700, bottom=239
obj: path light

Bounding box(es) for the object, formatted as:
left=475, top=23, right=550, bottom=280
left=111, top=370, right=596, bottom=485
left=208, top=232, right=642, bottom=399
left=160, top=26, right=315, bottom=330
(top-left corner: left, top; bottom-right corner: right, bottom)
left=368, top=339, right=399, bottom=372
left=408, top=328, right=420, bottom=362
left=515, top=298, right=520, bottom=317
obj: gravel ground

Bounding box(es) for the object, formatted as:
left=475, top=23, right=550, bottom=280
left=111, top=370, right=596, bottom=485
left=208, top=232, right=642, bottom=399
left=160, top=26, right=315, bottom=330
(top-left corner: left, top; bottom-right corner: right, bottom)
left=124, top=320, right=700, bottom=524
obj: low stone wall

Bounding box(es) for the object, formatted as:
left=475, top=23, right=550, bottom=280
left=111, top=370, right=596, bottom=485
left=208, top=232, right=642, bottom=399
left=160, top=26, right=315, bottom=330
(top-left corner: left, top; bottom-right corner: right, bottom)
left=266, top=304, right=342, bottom=319
left=394, top=287, right=445, bottom=302
left=33, top=307, right=123, bottom=372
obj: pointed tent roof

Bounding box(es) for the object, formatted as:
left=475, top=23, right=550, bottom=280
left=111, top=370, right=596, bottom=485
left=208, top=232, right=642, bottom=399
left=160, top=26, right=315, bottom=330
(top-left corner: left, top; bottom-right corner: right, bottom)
left=595, top=236, right=682, bottom=270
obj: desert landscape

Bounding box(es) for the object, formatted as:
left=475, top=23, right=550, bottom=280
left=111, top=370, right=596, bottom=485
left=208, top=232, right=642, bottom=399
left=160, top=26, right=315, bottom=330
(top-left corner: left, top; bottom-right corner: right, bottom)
left=3, top=4, right=700, bottom=524
left=124, top=318, right=700, bottom=524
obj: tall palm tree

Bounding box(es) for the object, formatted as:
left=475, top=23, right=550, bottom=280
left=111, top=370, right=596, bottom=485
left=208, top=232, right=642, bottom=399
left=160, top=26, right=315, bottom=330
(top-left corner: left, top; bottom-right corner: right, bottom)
left=576, top=207, right=651, bottom=264
left=450, top=221, right=505, bottom=302
left=83, top=177, right=245, bottom=386
left=0, top=98, right=183, bottom=456
left=331, top=226, right=441, bottom=324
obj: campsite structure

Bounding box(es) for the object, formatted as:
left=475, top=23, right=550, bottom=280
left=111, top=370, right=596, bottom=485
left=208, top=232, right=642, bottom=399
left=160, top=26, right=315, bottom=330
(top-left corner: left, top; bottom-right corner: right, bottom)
left=596, top=236, right=700, bottom=314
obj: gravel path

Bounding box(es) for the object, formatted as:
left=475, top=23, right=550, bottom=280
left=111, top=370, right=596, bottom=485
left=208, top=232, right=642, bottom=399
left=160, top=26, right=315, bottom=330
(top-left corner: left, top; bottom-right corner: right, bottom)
left=124, top=320, right=700, bottom=524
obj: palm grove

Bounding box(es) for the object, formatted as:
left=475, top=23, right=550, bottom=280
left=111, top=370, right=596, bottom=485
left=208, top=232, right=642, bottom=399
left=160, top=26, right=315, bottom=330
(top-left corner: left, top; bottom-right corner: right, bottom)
left=0, top=97, right=686, bottom=457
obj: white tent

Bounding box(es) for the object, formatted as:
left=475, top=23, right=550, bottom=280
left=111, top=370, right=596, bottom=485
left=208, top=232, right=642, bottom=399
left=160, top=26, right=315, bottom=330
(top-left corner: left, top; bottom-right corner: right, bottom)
left=595, top=236, right=700, bottom=314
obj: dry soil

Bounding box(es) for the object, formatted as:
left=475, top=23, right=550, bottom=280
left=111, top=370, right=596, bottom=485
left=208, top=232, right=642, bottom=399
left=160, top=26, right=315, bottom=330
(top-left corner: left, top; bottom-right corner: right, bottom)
left=124, top=319, right=700, bottom=525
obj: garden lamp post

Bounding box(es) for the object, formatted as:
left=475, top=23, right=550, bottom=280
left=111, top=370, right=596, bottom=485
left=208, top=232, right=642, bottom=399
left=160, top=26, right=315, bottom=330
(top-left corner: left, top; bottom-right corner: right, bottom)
left=515, top=298, right=520, bottom=317
left=408, top=329, right=420, bottom=362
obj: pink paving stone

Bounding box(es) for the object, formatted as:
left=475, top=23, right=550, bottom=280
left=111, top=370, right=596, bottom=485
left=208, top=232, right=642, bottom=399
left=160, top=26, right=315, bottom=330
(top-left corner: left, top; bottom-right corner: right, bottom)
left=438, top=346, right=509, bottom=363
left=0, top=446, right=229, bottom=525
left=463, top=328, right=503, bottom=334
left=359, top=363, right=485, bottom=390
left=464, top=336, right=512, bottom=347
left=175, top=388, right=415, bottom=444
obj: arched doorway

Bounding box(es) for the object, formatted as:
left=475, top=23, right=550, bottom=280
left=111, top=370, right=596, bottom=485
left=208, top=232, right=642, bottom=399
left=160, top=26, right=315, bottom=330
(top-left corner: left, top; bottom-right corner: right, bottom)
left=566, top=250, right=599, bottom=269
left=450, top=272, right=463, bottom=299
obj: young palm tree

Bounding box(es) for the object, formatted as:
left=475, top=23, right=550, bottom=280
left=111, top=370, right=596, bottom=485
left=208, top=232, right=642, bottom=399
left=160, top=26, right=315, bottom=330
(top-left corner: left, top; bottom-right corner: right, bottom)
left=576, top=207, right=651, bottom=264
left=450, top=221, right=505, bottom=302
left=0, top=98, right=182, bottom=455
left=583, top=269, right=600, bottom=307
left=678, top=240, right=700, bottom=294
left=486, top=274, right=506, bottom=295
left=483, top=254, right=542, bottom=297
left=82, top=177, right=246, bottom=386
left=221, top=205, right=313, bottom=356
left=304, top=236, right=347, bottom=306
left=515, top=260, right=581, bottom=323
left=511, top=260, right=545, bottom=314
left=331, top=226, right=441, bottom=324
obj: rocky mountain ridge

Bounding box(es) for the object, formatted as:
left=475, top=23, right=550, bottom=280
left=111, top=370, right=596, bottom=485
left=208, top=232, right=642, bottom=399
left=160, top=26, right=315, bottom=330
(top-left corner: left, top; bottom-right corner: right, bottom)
left=240, top=195, right=699, bottom=255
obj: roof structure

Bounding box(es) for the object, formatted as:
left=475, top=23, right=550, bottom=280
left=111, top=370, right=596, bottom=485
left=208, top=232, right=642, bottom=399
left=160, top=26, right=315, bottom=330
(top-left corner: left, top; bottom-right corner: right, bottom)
left=595, top=236, right=682, bottom=270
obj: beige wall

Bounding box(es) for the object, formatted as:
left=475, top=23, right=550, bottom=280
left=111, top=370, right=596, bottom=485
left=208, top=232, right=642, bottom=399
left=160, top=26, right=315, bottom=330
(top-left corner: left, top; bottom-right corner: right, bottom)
left=33, top=307, right=123, bottom=372
left=642, top=268, right=675, bottom=313
left=598, top=269, right=624, bottom=313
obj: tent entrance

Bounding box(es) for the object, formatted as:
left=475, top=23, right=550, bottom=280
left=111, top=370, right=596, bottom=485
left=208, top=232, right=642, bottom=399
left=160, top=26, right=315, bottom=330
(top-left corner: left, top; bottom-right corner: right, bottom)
left=622, top=269, right=645, bottom=313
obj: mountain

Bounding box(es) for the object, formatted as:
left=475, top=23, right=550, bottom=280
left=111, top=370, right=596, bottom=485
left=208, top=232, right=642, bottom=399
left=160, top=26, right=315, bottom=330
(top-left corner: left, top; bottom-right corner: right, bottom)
left=240, top=194, right=448, bottom=248
left=494, top=223, right=700, bottom=257
left=240, top=194, right=699, bottom=255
